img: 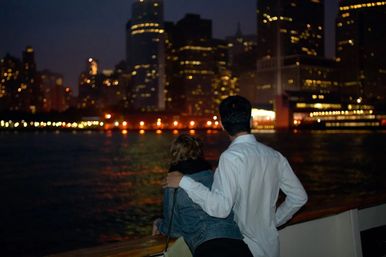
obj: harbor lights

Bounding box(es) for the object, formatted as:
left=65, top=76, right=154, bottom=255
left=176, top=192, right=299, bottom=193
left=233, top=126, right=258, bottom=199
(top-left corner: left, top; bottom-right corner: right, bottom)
left=156, top=118, right=162, bottom=128
left=104, top=113, right=112, bottom=120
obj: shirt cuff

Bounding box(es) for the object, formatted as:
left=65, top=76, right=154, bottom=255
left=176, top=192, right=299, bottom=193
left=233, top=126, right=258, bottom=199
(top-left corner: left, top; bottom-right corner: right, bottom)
left=179, top=176, right=195, bottom=190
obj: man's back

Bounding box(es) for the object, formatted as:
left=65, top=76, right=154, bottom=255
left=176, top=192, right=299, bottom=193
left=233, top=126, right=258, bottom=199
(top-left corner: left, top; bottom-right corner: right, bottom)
left=219, top=134, right=281, bottom=256
left=179, top=134, right=307, bottom=257
left=220, top=134, right=309, bottom=256
left=170, top=95, right=307, bottom=257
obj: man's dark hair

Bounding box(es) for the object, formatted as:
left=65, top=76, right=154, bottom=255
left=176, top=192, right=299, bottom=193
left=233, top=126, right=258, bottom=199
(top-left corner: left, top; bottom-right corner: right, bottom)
left=219, top=95, right=252, bottom=136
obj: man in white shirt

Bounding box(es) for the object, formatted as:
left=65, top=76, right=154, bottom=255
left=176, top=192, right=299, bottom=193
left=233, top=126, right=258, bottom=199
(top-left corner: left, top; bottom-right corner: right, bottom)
left=167, top=95, right=308, bottom=257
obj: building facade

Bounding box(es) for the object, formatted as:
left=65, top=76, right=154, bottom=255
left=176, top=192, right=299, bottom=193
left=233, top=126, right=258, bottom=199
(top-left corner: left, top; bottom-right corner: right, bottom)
left=78, top=58, right=102, bottom=111
left=336, top=0, right=386, bottom=105
left=254, top=0, right=339, bottom=107
left=0, top=47, right=43, bottom=113
left=40, top=70, right=71, bottom=112
left=127, top=0, right=165, bottom=112
left=164, top=14, right=236, bottom=116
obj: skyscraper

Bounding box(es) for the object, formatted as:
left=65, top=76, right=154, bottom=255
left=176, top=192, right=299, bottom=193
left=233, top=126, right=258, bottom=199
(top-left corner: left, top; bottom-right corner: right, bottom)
left=0, top=47, right=43, bottom=113
left=257, top=0, right=324, bottom=62
left=162, top=14, right=236, bottom=116
left=127, top=0, right=165, bottom=112
left=336, top=0, right=386, bottom=104
left=255, top=0, right=339, bottom=128
left=0, top=54, right=22, bottom=111
left=21, top=46, right=43, bottom=113
left=226, top=25, right=257, bottom=105
left=40, top=70, right=70, bottom=112
left=173, top=14, right=229, bottom=115
left=78, top=58, right=101, bottom=110
left=226, top=24, right=257, bottom=76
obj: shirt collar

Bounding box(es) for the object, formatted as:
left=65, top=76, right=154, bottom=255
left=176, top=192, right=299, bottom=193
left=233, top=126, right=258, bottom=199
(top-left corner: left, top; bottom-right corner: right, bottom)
left=230, top=134, right=256, bottom=146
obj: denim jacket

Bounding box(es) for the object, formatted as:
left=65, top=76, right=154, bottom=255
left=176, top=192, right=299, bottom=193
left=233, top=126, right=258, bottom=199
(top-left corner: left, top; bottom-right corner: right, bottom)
left=158, top=169, right=243, bottom=253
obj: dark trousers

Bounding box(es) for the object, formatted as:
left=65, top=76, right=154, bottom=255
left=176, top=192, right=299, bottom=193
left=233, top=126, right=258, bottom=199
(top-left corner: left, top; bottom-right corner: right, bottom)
left=194, top=238, right=253, bottom=257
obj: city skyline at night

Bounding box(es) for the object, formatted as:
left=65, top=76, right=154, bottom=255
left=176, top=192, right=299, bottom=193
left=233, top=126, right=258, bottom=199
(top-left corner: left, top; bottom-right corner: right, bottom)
left=0, top=0, right=339, bottom=94
left=2, top=2, right=386, bottom=257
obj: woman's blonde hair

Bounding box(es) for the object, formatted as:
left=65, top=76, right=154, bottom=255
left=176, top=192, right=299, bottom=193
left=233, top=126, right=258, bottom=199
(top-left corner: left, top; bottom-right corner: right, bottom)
left=170, top=133, right=204, bottom=164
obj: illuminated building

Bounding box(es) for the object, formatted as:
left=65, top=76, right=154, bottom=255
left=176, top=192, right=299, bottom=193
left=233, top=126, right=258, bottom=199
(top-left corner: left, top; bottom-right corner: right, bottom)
left=79, top=59, right=131, bottom=112
left=211, top=39, right=238, bottom=110
left=0, top=54, right=22, bottom=111
left=100, top=66, right=130, bottom=110
left=164, top=14, right=238, bottom=116
left=111, top=61, right=132, bottom=110
left=78, top=58, right=102, bottom=110
left=126, top=0, right=165, bottom=112
left=213, top=38, right=230, bottom=73
left=174, top=14, right=215, bottom=115
left=257, top=0, right=324, bottom=62
left=226, top=23, right=257, bottom=76
left=39, top=70, right=70, bottom=112
left=0, top=47, right=43, bottom=113
left=165, top=14, right=233, bottom=116
left=254, top=0, right=339, bottom=128
left=336, top=0, right=386, bottom=105
left=226, top=24, right=257, bottom=104
left=211, top=70, right=239, bottom=109
left=163, top=21, right=183, bottom=112
left=21, top=46, right=43, bottom=113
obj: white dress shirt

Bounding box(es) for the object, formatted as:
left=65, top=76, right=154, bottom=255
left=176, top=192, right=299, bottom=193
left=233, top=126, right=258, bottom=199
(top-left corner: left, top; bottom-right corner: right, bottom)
left=179, top=134, right=308, bottom=257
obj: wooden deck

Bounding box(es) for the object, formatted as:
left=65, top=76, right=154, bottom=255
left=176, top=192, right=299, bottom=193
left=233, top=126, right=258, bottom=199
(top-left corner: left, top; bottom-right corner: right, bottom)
left=46, top=235, right=171, bottom=257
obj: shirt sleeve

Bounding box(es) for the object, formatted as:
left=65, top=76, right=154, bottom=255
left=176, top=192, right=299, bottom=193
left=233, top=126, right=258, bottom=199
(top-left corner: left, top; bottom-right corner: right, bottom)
left=179, top=153, right=237, bottom=218
left=275, top=156, right=308, bottom=227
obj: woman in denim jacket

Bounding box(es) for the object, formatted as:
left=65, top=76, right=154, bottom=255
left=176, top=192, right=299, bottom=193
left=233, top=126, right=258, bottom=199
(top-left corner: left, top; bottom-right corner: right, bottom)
left=153, top=133, right=252, bottom=257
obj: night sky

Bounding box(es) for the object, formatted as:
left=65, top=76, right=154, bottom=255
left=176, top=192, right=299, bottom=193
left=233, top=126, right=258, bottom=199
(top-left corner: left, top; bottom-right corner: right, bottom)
left=0, top=0, right=337, bottom=95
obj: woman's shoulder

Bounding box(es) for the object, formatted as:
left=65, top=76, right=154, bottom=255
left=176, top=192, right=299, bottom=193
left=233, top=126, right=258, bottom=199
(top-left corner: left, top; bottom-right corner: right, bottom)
left=187, top=169, right=213, bottom=181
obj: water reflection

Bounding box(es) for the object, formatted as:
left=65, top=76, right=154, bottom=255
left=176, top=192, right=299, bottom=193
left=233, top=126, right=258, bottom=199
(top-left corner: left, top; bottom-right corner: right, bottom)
left=0, top=130, right=385, bottom=256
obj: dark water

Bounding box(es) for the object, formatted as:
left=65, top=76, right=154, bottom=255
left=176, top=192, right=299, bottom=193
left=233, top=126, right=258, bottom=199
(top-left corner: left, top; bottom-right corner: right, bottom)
left=0, top=130, right=385, bottom=256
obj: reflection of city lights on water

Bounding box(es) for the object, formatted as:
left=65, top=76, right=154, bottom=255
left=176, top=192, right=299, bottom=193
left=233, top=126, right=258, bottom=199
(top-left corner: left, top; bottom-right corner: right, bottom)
left=189, top=129, right=196, bottom=135
left=172, top=129, right=179, bottom=135
left=139, top=129, right=145, bottom=135
left=121, top=129, right=128, bottom=135
left=156, top=129, right=162, bottom=134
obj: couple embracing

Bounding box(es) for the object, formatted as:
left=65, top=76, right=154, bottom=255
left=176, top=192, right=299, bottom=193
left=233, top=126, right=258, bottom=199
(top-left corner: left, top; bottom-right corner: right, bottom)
left=153, top=95, right=308, bottom=257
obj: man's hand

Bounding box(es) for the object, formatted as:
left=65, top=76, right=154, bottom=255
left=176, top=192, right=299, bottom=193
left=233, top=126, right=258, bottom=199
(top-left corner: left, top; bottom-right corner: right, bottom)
left=152, top=218, right=162, bottom=236
left=165, top=171, right=183, bottom=188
